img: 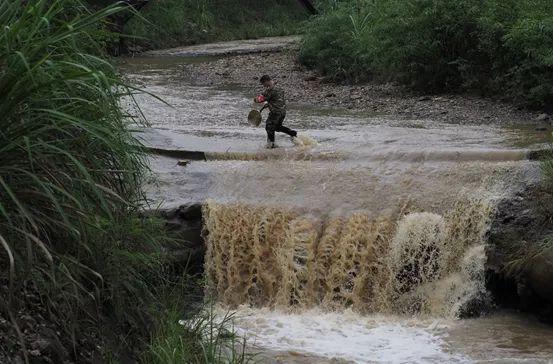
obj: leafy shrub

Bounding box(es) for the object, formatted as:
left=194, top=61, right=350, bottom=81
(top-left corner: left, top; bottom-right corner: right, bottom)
left=124, top=0, right=309, bottom=50
left=300, top=3, right=368, bottom=82
left=300, top=0, right=553, bottom=107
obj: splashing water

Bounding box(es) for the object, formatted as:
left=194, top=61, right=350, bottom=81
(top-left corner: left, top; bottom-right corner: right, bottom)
left=203, top=197, right=492, bottom=318
left=223, top=307, right=468, bottom=364
left=293, top=135, right=318, bottom=148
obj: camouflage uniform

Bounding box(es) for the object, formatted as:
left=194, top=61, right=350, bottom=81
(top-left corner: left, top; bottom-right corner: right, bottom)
left=262, top=87, right=297, bottom=143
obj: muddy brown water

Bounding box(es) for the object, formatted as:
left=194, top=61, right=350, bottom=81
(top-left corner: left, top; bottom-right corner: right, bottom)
left=121, top=53, right=553, bottom=364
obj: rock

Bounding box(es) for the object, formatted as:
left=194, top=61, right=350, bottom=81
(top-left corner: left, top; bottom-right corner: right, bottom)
left=488, top=168, right=553, bottom=319
left=31, top=339, right=50, bottom=352
left=177, top=203, right=202, bottom=221
left=37, top=328, right=68, bottom=363
left=526, top=251, right=553, bottom=302
left=157, top=203, right=205, bottom=270
left=537, top=113, right=549, bottom=122
left=127, top=45, right=143, bottom=54
left=159, top=203, right=202, bottom=221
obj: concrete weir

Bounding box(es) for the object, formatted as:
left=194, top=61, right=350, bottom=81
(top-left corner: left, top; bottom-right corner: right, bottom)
left=147, top=145, right=552, bottom=162
left=153, top=181, right=553, bottom=320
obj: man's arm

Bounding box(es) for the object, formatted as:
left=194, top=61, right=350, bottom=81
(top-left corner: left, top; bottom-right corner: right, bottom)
left=254, top=89, right=273, bottom=103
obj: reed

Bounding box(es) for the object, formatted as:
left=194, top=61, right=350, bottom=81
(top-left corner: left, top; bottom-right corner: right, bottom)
left=0, top=1, right=213, bottom=362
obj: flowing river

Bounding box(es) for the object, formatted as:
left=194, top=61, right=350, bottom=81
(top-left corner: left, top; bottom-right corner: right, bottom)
left=121, top=48, right=553, bottom=363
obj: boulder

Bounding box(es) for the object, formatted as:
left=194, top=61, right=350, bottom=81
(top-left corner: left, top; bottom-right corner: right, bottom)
left=526, top=251, right=553, bottom=303
left=158, top=203, right=205, bottom=271
left=488, top=170, right=553, bottom=319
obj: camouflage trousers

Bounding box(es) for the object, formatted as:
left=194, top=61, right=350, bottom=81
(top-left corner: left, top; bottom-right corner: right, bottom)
left=265, top=111, right=297, bottom=142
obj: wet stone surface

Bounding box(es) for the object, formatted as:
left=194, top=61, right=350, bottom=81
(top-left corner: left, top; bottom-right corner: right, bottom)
left=177, top=48, right=541, bottom=126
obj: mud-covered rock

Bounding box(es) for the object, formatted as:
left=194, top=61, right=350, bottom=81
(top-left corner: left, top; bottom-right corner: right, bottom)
left=158, top=203, right=205, bottom=271
left=488, top=172, right=553, bottom=320
left=526, top=251, right=553, bottom=303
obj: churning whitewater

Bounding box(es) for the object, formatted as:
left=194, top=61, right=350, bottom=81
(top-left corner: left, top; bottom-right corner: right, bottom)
left=203, top=198, right=491, bottom=318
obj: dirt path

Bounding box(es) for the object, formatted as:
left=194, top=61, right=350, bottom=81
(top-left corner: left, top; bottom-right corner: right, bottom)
left=142, top=36, right=300, bottom=57
left=164, top=37, right=546, bottom=126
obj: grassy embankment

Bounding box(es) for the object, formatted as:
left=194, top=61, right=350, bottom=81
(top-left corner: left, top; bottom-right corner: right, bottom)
left=124, top=0, right=309, bottom=51
left=0, top=1, right=245, bottom=362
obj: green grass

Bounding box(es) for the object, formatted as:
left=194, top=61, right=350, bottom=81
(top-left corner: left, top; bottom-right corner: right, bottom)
left=124, top=0, right=309, bottom=50
left=0, top=0, right=145, bottom=334
left=0, top=1, right=248, bottom=362
left=299, top=0, right=553, bottom=108
left=145, top=304, right=252, bottom=364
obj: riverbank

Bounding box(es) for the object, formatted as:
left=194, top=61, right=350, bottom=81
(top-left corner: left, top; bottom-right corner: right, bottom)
left=176, top=45, right=543, bottom=126
left=123, top=0, right=308, bottom=52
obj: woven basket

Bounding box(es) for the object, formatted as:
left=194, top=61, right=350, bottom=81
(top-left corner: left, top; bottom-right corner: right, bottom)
left=247, top=109, right=262, bottom=126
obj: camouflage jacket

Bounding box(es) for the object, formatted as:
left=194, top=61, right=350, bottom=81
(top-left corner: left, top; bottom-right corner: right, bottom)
left=262, top=87, right=286, bottom=113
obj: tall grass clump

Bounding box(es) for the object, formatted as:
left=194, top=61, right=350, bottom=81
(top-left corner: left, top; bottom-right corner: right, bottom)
left=0, top=0, right=139, bottom=303
left=0, top=0, right=192, bottom=361
left=145, top=304, right=251, bottom=364
left=124, top=0, right=309, bottom=51
left=300, top=0, right=553, bottom=108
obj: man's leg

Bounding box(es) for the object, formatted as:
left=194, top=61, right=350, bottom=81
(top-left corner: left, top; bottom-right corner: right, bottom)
left=265, top=113, right=278, bottom=147
left=276, top=125, right=297, bottom=137
left=275, top=113, right=297, bottom=137
left=266, top=126, right=276, bottom=143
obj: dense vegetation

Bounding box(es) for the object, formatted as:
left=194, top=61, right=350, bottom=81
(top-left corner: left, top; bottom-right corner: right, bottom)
left=124, top=0, right=308, bottom=51
left=0, top=1, right=243, bottom=362
left=300, top=0, right=553, bottom=108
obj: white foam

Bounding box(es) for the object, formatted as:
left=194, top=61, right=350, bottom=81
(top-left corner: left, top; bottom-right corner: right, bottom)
left=293, top=134, right=318, bottom=148
left=222, top=307, right=469, bottom=364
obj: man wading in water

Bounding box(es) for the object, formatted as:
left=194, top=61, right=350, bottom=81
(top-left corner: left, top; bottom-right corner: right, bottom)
left=254, top=75, right=297, bottom=148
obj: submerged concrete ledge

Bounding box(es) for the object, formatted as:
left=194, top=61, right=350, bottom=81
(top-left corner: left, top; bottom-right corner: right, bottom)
left=147, top=147, right=206, bottom=160
left=147, top=146, right=551, bottom=163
